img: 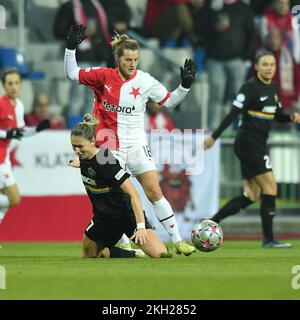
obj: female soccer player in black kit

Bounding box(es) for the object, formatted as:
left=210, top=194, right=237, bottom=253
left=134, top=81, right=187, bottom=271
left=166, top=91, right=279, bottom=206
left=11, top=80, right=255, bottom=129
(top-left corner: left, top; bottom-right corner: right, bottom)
left=204, top=51, right=300, bottom=248
left=70, top=115, right=169, bottom=258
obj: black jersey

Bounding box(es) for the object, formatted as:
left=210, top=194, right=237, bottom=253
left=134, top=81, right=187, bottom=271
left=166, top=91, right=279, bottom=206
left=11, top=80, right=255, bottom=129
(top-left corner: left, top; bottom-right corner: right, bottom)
left=80, top=148, right=131, bottom=222
left=233, top=76, right=290, bottom=142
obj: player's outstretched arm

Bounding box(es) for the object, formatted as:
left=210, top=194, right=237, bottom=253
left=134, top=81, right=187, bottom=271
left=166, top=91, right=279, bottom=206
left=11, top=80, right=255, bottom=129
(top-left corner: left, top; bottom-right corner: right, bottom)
left=162, top=59, right=197, bottom=109
left=64, top=24, right=87, bottom=81
left=22, top=119, right=51, bottom=137
left=180, top=59, right=197, bottom=89
left=0, top=128, right=24, bottom=140
left=204, top=136, right=215, bottom=150
left=66, top=24, right=87, bottom=50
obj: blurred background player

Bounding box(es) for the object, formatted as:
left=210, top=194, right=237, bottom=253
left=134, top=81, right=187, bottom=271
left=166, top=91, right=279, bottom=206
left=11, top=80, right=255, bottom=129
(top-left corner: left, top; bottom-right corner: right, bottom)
left=64, top=25, right=197, bottom=255
left=204, top=52, right=300, bottom=248
left=70, top=114, right=169, bottom=258
left=0, top=69, right=50, bottom=225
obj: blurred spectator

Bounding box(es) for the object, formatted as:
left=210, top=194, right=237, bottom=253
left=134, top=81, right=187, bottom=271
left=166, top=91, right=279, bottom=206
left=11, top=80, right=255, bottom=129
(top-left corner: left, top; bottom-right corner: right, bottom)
left=265, top=28, right=300, bottom=110
left=260, top=0, right=300, bottom=64
left=202, top=0, right=256, bottom=129
left=145, top=100, right=176, bottom=131
left=249, top=0, right=274, bottom=15
left=53, top=0, right=131, bottom=127
left=25, top=94, right=66, bottom=130
left=144, top=0, right=197, bottom=47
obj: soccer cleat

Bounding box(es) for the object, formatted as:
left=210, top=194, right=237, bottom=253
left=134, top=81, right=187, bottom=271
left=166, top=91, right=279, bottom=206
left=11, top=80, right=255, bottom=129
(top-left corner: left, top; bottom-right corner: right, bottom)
left=262, top=240, right=293, bottom=248
left=120, top=242, right=132, bottom=250
left=175, top=241, right=196, bottom=256
left=120, top=243, right=146, bottom=257
left=133, top=249, right=146, bottom=258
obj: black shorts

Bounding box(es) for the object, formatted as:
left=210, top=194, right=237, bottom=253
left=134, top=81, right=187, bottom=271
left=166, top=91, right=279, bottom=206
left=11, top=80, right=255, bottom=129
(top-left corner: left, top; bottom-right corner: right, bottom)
left=234, top=135, right=272, bottom=180
left=85, top=210, right=152, bottom=247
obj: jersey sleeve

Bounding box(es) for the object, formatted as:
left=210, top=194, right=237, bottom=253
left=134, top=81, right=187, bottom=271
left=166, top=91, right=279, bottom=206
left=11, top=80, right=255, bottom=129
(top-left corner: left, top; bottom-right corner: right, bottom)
left=146, top=74, right=170, bottom=105
left=16, top=99, right=25, bottom=128
left=96, top=149, right=130, bottom=188
left=79, top=67, right=105, bottom=89
left=232, top=83, right=252, bottom=110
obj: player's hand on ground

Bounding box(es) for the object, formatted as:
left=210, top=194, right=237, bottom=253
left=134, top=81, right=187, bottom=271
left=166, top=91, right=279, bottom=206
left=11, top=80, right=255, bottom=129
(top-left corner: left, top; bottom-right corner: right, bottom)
left=180, top=59, right=197, bottom=89
left=204, top=136, right=215, bottom=150
left=68, top=157, right=80, bottom=168
left=6, top=128, right=24, bottom=140
left=130, top=228, right=148, bottom=246
left=66, top=24, right=87, bottom=50
left=36, top=119, right=51, bottom=132
left=290, top=112, right=300, bottom=123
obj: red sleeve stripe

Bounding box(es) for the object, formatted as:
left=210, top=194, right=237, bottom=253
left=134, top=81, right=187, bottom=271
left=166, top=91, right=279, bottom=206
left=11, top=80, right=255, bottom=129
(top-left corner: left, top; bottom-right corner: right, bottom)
left=158, top=92, right=171, bottom=105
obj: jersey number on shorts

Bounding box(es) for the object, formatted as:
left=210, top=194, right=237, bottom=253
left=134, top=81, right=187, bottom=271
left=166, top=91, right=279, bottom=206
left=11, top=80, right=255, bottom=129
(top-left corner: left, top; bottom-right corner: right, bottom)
left=143, top=146, right=152, bottom=159
left=263, top=155, right=272, bottom=169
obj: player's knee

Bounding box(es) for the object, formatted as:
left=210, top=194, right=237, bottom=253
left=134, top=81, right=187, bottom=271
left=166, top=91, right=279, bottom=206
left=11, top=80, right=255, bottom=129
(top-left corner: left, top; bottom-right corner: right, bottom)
left=146, top=187, right=162, bottom=202
left=82, top=244, right=98, bottom=258
left=82, top=249, right=97, bottom=258
left=249, top=190, right=261, bottom=202
left=148, top=246, right=168, bottom=258
left=263, top=182, right=277, bottom=196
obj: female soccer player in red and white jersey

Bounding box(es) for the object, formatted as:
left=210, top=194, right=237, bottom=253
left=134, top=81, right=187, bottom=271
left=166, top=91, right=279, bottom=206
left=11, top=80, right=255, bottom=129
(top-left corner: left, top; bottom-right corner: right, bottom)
left=64, top=25, right=197, bottom=255
left=0, top=69, right=50, bottom=225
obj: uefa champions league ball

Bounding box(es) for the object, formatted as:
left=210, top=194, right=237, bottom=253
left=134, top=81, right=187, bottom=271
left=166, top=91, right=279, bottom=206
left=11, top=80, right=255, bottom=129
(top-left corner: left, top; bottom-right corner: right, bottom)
left=191, top=219, right=223, bottom=252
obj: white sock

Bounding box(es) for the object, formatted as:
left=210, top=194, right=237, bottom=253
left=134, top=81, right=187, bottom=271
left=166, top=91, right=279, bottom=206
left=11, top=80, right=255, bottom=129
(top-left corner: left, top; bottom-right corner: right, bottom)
left=119, top=234, right=131, bottom=247
left=152, top=197, right=182, bottom=243
left=0, top=194, right=9, bottom=208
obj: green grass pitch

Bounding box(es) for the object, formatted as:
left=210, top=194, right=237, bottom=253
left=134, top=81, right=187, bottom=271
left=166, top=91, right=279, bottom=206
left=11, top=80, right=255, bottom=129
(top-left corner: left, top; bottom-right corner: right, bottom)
left=0, top=240, right=300, bottom=300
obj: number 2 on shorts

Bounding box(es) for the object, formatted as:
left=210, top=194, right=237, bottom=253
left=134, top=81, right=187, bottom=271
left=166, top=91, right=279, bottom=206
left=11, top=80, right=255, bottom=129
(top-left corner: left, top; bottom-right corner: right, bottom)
left=264, top=155, right=272, bottom=169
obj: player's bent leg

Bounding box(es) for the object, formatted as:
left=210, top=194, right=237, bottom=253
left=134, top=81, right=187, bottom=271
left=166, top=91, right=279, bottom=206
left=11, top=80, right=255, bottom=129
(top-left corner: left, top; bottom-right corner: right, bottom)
left=252, top=172, right=291, bottom=248
left=82, top=234, right=99, bottom=258
left=253, top=171, right=277, bottom=196
left=136, top=170, right=184, bottom=245
left=243, top=179, right=261, bottom=202
left=136, top=170, right=163, bottom=202
left=2, top=184, right=21, bottom=207
left=137, top=229, right=170, bottom=258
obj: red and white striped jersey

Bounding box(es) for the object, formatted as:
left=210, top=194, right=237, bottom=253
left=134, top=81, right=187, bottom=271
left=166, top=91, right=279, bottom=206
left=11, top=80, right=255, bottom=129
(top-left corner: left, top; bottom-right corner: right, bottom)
left=79, top=67, right=170, bottom=149
left=0, top=95, right=25, bottom=164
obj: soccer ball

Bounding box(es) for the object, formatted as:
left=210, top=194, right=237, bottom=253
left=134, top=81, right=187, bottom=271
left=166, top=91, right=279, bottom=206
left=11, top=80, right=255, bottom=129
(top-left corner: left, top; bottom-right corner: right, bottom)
left=191, top=219, right=223, bottom=252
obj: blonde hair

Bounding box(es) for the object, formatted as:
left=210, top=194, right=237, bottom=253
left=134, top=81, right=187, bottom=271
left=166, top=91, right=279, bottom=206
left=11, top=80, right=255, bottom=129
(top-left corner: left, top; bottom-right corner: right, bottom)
left=111, top=32, right=140, bottom=57
left=71, top=114, right=99, bottom=141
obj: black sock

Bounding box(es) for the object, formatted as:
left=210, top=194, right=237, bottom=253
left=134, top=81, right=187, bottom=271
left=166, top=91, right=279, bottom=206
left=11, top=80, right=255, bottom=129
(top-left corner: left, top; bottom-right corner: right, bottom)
left=260, top=194, right=276, bottom=242
left=212, top=195, right=253, bottom=223
left=109, top=247, right=136, bottom=258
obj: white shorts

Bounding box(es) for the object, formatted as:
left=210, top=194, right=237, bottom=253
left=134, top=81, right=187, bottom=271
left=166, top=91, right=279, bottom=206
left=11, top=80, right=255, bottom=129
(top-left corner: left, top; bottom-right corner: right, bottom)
left=0, top=163, right=16, bottom=189
left=111, top=144, right=156, bottom=177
